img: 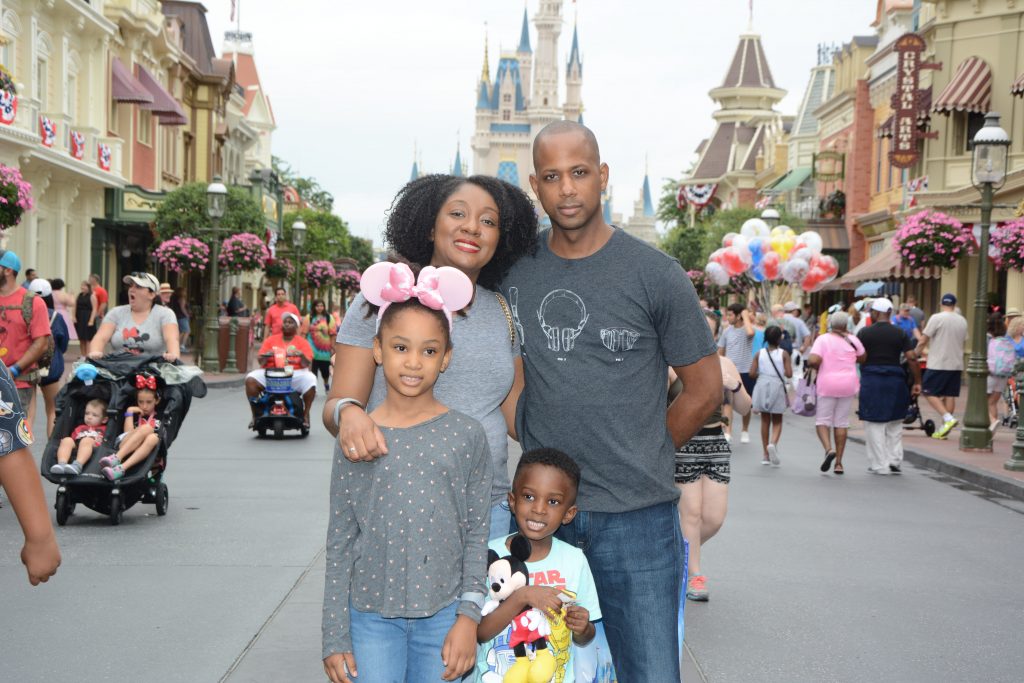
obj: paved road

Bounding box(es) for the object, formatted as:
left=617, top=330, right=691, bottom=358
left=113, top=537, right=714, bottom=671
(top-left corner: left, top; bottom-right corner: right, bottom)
left=5, top=389, right=1024, bottom=682
left=684, top=418, right=1024, bottom=683
left=1, top=386, right=334, bottom=683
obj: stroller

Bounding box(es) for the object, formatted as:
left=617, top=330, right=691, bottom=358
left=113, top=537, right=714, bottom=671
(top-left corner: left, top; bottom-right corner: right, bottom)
left=902, top=358, right=936, bottom=437
left=40, top=353, right=207, bottom=526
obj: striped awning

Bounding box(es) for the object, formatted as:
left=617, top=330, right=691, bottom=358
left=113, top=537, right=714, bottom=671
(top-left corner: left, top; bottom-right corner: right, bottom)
left=1011, top=71, right=1024, bottom=96
left=933, top=57, right=992, bottom=115
left=111, top=57, right=153, bottom=105
left=825, top=240, right=940, bottom=289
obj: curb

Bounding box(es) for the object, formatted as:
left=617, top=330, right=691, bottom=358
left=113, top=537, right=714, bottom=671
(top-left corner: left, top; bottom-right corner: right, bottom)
left=847, top=434, right=1024, bottom=502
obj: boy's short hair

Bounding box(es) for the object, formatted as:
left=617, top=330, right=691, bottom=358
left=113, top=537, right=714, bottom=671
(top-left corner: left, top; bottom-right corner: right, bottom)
left=514, top=448, right=581, bottom=492
left=727, top=302, right=746, bottom=316
left=85, top=399, right=107, bottom=413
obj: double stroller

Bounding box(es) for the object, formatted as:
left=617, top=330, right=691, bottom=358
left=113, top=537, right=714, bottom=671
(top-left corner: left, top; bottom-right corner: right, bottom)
left=40, top=353, right=206, bottom=525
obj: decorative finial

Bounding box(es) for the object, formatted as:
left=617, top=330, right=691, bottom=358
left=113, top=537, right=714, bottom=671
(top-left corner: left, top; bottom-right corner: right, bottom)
left=481, top=23, right=491, bottom=84
left=748, top=0, right=754, bottom=32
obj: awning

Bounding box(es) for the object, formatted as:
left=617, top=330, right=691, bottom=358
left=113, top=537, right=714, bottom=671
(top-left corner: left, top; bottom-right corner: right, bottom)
left=855, top=280, right=886, bottom=297
left=816, top=223, right=850, bottom=251
left=1012, top=71, right=1024, bottom=97
left=137, top=66, right=188, bottom=126
left=825, top=240, right=941, bottom=289
left=767, top=166, right=812, bottom=193
left=111, top=57, right=153, bottom=105
left=933, top=57, right=992, bottom=115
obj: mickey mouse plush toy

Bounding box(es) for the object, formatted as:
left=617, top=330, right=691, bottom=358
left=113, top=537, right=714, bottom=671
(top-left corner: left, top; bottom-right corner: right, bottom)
left=481, top=534, right=557, bottom=683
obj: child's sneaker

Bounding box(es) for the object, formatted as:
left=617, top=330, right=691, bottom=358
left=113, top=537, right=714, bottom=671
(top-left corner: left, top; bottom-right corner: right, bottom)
left=66, top=461, right=83, bottom=476
left=98, top=454, right=120, bottom=468
left=49, top=463, right=68, bottom=475
left=686, top=574, right=709, bottom=601
left=102, top=464, right=124, bottom=481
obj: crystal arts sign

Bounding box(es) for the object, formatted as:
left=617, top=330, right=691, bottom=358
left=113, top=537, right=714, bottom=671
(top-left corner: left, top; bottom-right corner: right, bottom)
left=890, top=33, right=941, bottom=168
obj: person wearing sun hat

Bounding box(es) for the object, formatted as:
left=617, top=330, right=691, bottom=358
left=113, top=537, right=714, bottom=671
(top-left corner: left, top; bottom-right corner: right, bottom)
left=88, top=271, right=180, bottom=361
left=0, top=250, right=53, bottom=407
left=918, top=293, right=968, bottom=439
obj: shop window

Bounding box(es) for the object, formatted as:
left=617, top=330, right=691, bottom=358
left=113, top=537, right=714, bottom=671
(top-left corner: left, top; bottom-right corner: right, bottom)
left=875, top=137, right=882, bottom=194
left=138, top=109, right=152, bottom=146
left=108, top=99, right=118, bottom=135
left=953, top=111, right=985, bottom=154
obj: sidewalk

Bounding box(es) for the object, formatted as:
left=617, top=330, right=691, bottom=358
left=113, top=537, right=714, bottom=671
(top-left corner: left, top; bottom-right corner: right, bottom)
left=844, top=394, right=1024, bottom=502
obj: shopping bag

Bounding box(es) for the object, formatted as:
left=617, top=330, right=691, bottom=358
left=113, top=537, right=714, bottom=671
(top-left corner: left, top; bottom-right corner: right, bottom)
left=790, top=371, right=817, bottom=417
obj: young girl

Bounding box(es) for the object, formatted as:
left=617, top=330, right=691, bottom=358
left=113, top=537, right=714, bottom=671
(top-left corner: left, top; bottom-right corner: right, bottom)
left=99, top=377, right=161, bottom=481
left=749, top=325, right=791, bottom=466
left=50, top=399, right=108, bottom=476
left=306, top=299, right=337, bottom=391
left=322, top=262, right=492, bottom=683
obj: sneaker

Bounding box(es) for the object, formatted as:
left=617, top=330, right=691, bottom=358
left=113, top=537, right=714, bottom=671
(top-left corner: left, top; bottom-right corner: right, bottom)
left=934, top=418, right=958, bottom=439
left=66, top=462, right=83, bottom=476
left=98, top=454, right=121, bottom=468
left=767, top=443, right=780, bottom=466
left=102, top=464, right=124, bottom=481
left=740, top=431, right=750, bottom=444
left=868, top=466, right=889, bottom=475
left=686, top=575, right=709, bottom=601
left=761, top=458, right=771, bottom=466
left=49, top=463, right=68, bottom=475
left=888, top=464, right=902, bottom=474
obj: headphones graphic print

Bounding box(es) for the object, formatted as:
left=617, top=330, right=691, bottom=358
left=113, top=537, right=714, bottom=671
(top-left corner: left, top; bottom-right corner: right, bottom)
left=537, top=289, right=589, bottom=352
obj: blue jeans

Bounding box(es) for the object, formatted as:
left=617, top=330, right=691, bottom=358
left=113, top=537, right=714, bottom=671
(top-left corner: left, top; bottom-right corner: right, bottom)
left=555, top=501, right=684, bottom=683
left=489, top=501, right=512, bottom=540
left=348, top=601, right=458, bottom=683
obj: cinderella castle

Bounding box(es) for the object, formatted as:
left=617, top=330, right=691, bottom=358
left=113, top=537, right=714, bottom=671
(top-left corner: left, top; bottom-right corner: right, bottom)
left=465, top=1, right=657, bottom=244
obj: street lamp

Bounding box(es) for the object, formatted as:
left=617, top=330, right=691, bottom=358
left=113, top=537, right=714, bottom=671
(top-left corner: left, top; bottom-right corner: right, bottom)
left=292, top=218, right=306, bottom=310
left=761, top=208, right=780, bottom=228
left=961, top=112, right=1010, bottom=451
left=201, top=176, right=227, bottom=373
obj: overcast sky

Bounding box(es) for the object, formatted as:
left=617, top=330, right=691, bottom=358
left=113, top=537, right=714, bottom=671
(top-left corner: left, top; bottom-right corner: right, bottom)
left=203, top=1, right=876, bottom=245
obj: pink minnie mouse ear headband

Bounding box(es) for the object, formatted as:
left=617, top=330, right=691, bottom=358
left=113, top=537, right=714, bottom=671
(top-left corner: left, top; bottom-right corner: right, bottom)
left=360, top=262, right=474, bottom=329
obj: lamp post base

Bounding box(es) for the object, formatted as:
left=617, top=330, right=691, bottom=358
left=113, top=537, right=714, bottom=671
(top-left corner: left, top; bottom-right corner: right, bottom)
left=201, top=316, right=221, bottom=373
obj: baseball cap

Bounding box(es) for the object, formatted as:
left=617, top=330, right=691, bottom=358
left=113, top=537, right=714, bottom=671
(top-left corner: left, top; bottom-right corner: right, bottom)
left=827, top=303, right=844, bottom=315
left=783, top=301, right=799, bottom=312
left=122, top=271, right=160, bottom=292
left=1005, top=307, right=1022, bottom=320
left=870, top=298, right=893, bottom=314
left=281, top=312, right=300, bottom=327
left=0, top=249, right=22, bottom=273
left=159, top=282, right=174, bottom=295
left=941, top=293, right=957, bottom=306
left=28, top=278, right=52, bottom=297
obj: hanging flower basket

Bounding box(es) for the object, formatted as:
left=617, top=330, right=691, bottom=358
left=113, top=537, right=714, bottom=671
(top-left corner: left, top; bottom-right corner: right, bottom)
left=893, top=209, right=975, bottom=270
left=219, top=232, right=270, bottom=274
left=305, top=260, right=336, bottom=289
left=336, top=270, right=361, bottom=291
left=153, top=235, right=210, bottom=274
left=0, top=164, right=33, bottom=230
left=991, top=218, right=1024, bottom=271
left=264, top=257, right=294, bottom=281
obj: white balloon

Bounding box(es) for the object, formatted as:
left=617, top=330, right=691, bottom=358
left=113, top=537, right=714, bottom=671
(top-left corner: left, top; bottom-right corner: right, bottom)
left=782, top=257, right=809, bottom=284
left=740, top=218, right=770, bottom=238
left=800, top=231, right=824, bottom=254
left=705, top=262, right=730, bottom=286
left=731, top=235, right=751, bottom=263
left=791, top=247, right=814, bottom=263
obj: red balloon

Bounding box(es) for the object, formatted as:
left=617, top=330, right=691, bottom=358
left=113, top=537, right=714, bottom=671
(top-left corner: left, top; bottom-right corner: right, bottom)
left=722, top=247, right=749, bottom=277
left=761, top=251, right=781, bottom=280
left=819, top=255, right=839, bottom=279
left=709, top=248, right=726, bottom=265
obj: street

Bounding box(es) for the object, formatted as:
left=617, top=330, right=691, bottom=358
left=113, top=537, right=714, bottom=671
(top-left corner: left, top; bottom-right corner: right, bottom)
left=3, top=390, right=1024, bottom=682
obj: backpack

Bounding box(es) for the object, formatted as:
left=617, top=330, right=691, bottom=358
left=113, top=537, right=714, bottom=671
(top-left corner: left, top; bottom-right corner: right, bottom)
left=778, top=328, right=794, bottom=354
left=988, top=336, right=1016, bottom=377
left=0, top=291, right=55, bottom=379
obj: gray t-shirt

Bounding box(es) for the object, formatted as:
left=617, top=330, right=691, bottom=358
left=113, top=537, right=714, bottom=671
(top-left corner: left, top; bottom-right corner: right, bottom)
left=923, top=310, right=968, bottom=370
left=322, top=410, right=491, bottom=656
left=717, top=324, right=754, bottom=372
left=103, top=304, right=177, bottom=355
left=503, top=228, right=717, bottom=513
left=336, top=286, right=518, bottom=506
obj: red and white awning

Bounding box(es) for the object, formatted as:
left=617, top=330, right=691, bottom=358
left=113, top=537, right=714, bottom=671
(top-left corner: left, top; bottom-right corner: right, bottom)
left=933, top=57, right=992, bottom=115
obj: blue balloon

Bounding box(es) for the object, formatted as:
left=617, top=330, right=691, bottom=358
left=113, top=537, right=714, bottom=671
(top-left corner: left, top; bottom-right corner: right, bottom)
left=750, top=263, right=766, bottom=282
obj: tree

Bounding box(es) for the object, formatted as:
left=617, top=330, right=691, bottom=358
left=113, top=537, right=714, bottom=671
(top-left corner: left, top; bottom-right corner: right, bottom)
left=282, top=208, right=354, bottom=263
left=347, top=236, right=375, bottom=271
left=154, top=183, right=266, bottom=242
left=273, top=155, right=334, bottom=213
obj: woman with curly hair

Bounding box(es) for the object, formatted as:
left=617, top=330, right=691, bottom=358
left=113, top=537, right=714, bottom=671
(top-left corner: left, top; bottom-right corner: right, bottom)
left=323, top=174, right=538, bottom=538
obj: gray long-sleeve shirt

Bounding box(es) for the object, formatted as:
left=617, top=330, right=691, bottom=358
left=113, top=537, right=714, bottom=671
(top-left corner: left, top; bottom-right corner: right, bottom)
left=322, top=410, right=492, bottom=657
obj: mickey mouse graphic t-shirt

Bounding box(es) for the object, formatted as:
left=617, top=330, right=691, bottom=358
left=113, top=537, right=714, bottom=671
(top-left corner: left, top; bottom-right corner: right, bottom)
left=475, top=535, right=600, bottom=683
left=103, top=304, right=177, bottom=355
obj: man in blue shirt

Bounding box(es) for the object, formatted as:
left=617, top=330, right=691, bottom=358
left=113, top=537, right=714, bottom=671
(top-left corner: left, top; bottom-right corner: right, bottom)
left=892, top=303, right=922, bottom=345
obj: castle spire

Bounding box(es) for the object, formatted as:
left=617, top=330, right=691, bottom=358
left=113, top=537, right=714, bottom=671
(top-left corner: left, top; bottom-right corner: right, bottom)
left=410, top=141, right=419, bottom=182
left=518, top=4, right=531, bottom=53
left=642, top=159, right=655, bottom=218
left=566, top=18, right=582, bottom=77
left=453, top=138, right=464, bottom=177
left=481, top=25, right=491, bottom=84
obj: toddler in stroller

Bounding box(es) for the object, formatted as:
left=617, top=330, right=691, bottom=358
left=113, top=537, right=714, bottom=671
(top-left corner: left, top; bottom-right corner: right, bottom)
left=49, top=398, right=108, bottom=476
left=41, top=353, right=205, bottom=525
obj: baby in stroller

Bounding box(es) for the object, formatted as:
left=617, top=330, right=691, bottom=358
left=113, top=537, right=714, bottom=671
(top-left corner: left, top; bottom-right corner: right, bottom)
left=98, top=376, right=161, bottom=481
left=49, top=399, right=108, bottom=476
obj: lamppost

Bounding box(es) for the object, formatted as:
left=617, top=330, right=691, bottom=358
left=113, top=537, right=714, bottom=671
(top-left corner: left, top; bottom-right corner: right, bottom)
left=201, top=177, right=227, bottom=373
left=761, top=208, right=780, bottom=228
left=960, top=112, right=1010, bottom=451
left=291, top=218, right=306, bottom=311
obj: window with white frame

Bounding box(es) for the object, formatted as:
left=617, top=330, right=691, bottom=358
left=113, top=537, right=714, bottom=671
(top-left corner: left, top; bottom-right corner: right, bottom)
left=34, top=30, right=51, bottom=109
left=162, top=126, right=177, bottom=176
left=1, top=11, right=21, bottom=75
left=65, top=51, right=79, bottom=121
left=138, top=108, right=152, bottom=146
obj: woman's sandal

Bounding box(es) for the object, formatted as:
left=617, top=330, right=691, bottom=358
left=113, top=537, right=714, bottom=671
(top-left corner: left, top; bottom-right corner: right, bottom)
left=820, top=450, right=836, bottom=472
left=833, top=464, right=845, bottom=475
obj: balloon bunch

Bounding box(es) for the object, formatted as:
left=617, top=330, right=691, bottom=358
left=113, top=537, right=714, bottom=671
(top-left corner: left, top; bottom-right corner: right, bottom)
left=705, top=218, right=840, bottom=293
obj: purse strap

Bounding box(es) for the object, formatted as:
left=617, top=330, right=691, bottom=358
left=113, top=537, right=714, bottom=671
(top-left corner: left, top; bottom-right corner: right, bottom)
left=765, top=347, right=786, bottom=385
left=494, top=292, right=516, bottom=349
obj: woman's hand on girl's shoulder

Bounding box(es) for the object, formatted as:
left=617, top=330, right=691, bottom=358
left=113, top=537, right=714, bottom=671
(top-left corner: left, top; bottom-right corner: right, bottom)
left=338, top=406, right=389, bottom=462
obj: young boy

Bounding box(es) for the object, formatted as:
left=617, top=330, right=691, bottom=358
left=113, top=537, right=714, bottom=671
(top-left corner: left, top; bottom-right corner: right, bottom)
left=475, top=448, right=600, bottom=683
left=50, top=399, right=108, bottom=475
left=0, top=363, right=60, bottom=585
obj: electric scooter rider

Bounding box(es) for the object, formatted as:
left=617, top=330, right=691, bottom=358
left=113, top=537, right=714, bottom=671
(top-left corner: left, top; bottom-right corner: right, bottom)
left=245, top=312, right=316, bottom=429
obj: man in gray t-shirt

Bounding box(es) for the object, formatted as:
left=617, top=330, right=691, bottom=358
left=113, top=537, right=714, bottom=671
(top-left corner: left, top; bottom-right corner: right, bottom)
left=503, top=121, right=721, bottom=682
left=717, top=302, right=755, bottom=442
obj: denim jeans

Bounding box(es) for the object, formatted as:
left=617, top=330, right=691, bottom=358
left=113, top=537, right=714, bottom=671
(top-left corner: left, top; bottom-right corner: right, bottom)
left=489, top=501, right=512, bottom=540
left=555, top=501, right=684, bottom=683
left=348, top=601, right=458, bottom=683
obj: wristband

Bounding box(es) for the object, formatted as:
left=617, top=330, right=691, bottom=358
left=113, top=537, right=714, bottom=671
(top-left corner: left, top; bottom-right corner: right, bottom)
left=730, top=382, right=742, bottom=393
left=332, top=398, right=365, bottom=428
left=9, top=364, right=19, bottom=377
left=124, top=411, right=133, bottom=417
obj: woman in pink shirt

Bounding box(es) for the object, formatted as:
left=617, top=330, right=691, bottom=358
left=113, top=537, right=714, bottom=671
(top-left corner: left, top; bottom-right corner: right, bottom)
left=806, top=311, right=865, bottom=475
